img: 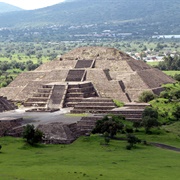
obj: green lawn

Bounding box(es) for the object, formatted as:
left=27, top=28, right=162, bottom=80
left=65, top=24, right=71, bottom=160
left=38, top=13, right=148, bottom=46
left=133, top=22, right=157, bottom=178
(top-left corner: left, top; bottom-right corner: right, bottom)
left=163, top=71, right=180, bottom=76
left=147, top=61, right=159, bottom=66
left=0, top=134, right=179, bottom=180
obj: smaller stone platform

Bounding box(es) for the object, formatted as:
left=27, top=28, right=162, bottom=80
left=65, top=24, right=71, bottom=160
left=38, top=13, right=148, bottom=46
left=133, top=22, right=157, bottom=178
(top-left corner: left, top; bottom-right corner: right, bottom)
left=0, top=117, right=23, bottom=136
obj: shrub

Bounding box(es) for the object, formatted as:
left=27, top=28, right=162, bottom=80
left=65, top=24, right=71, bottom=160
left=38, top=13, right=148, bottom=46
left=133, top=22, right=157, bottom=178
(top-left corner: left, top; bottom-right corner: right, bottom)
left=139, top=91, right=156, bottom=102
left=104, top=132, right=110, bottom=145
left=126, top=134, right=141, bottom=149
left=172, top=105, right=180, bottom=120
left=160, top=91, right=170, bottom=99
left=133, top=121, right=141, bottom=131
left=142, top=107, right=159, bottom=133
left=126, top=144, right=132, bottom=150
left=92, top=115, right=124, bottom=138
left=113, top=100, right=124, bottom=107
left=23, top=124, right=43, bottom=145
left=125, top=126, right=134, bottom=133
left=174, top=74, right=180, bottom=82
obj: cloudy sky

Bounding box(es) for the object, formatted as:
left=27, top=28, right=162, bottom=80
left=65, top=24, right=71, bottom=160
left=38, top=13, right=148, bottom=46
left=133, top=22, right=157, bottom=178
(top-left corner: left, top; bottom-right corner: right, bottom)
left=0, top=0, right=65, bottom=10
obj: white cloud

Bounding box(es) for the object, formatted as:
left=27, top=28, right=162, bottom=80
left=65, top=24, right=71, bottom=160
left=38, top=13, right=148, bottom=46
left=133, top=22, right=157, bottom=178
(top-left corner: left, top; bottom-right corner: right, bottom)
left=0, top=0, right=65, bottom=10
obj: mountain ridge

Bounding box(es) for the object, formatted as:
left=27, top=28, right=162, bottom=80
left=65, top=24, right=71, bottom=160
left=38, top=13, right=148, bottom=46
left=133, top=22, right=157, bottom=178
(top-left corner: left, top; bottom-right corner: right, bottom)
left=0, top=0, right=179, bottom=27
left=0, top=0, right=179, bottom=41
left=0, top=2, right=23, bottom=13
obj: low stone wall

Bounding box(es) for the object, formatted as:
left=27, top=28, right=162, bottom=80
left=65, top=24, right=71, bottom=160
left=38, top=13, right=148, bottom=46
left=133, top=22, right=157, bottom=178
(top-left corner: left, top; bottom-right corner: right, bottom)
left=37, top=122, right=80, bottom=144
left=0, top=117, right=23, bottom=136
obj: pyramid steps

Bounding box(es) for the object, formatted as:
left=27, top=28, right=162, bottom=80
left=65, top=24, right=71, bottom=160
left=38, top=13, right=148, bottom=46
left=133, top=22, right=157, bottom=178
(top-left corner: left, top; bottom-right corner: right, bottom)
left=64, top=82, right=98, bottom=108
left=65, top=69, right=86, bottom=82
left=24, top=85, right=53, bottom=107
left=71, top=98, right=117, bottom=114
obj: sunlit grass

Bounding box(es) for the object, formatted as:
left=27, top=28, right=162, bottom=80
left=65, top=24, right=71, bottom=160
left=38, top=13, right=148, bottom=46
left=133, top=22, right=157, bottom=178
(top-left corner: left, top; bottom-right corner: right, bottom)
left=0, top=133, right=179, bottom=180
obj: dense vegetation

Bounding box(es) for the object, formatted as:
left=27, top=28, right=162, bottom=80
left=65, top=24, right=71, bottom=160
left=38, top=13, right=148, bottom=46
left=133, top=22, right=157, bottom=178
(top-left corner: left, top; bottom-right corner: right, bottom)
left=156, top=55, right=180, bottom=70
left=92, top=83, right=179, bottom=146
left=150, top=83, right=180, bottom=124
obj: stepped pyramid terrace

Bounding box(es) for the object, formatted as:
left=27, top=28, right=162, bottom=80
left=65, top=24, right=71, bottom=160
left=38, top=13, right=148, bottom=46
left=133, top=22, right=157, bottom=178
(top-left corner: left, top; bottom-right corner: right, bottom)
left=0, top=46, right=174, bottom=110
left=0, top=46, right=175, bottom=143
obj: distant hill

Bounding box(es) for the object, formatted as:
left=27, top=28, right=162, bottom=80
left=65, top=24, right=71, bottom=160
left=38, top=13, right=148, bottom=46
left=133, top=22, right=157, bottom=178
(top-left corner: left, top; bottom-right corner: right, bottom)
left=0, top=0, right=179, bottom=40
left=0, top=2, right=23, bottom=13
left=0, top=0, right=179, bottom=26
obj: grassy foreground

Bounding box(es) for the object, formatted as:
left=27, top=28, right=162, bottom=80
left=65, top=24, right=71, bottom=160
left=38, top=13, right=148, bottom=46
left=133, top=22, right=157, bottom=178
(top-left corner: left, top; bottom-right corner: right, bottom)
left=0, top=134, right=179, bottom=180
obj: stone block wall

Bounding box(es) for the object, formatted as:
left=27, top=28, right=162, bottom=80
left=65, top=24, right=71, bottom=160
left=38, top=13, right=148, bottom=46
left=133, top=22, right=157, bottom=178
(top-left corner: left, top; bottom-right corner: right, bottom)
left=0, top=118, right=23, bottom=136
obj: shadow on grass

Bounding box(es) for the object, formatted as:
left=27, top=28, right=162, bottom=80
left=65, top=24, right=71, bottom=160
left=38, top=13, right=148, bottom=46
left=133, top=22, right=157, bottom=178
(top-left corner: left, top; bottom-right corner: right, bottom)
left=19, top=142, right=47, bottom=150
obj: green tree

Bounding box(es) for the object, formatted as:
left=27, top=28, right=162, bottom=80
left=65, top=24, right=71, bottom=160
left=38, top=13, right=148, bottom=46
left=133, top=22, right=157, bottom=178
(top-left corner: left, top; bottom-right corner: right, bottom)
left=23, top=124, right=43, bottom=145
left=157, top=55, right=180, bottom=70
left=174, top=74, right=180, bottom=82
left=92, top=115, right=124, bottom=138
left=139, top=91, right=156, bottom=103
left=126, top=134, right=141, bottom=150
left=142, top=107, right=159, bottom=133
left=172, top=105, right=180, bottom=120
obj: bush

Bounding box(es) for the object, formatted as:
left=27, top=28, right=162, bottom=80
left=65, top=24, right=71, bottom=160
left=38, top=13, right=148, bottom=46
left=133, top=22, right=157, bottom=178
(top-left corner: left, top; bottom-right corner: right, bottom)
left=92, top=115, right=124, bottom=138
left=126, top=134, right=141, bottom=149
left=172, top=105, right=180, bottom=120
left=174, top=74, right=180, bottom=82
left=125, top=126, right=134, bottom=133
left=139, top=91, right=156, bottom=102
left=160, top=91, right=170, bottom=99
left=133, top=121, right=141, bottom=131
left=104, top=132, right=110, bottom=145
left=113, top=100, right=124, bottom=107
left=126, top=144, right=132, bottom=150
left=142, top=107, right=159, bottom=133
left=23, top=124, right=43, bottom=145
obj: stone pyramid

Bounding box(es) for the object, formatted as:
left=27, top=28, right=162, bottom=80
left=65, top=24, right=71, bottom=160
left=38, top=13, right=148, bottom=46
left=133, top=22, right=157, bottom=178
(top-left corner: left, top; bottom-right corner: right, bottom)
left=0, top=46, right=174, bottom=109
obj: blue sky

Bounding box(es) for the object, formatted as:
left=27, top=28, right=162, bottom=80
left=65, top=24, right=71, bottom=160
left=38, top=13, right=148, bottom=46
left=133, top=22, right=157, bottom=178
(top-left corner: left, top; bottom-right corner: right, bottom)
left=0, top=0, right=65, bottom=10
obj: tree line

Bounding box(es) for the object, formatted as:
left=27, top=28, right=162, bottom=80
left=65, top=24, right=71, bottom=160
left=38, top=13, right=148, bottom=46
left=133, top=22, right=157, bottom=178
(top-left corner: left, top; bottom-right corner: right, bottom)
left=156, top=55, right=180, bottom=71
left=0, top=60, right=41, bottom=87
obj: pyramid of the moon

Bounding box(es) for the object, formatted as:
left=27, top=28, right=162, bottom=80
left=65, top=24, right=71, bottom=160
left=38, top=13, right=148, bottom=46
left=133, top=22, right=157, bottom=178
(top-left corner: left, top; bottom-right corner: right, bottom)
left=0, top=47, right=174, bottom=109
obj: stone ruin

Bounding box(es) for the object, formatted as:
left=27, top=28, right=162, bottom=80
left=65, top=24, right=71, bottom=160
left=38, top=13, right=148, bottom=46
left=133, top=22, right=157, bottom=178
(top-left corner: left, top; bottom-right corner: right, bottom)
left=0, top=96, right=16, bottom=112
left=0, top=46, right=174, bottom=112
left=0, top=46, right=175, bottom=143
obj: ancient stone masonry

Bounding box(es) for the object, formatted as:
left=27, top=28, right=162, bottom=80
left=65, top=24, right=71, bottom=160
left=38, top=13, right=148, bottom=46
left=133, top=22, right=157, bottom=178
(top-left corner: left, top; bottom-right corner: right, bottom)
left=75, top=102, right=150, bottom=136
left=0, top=47, right=175, bottom=110
left=37, top=122, right=80, bottom=144
left=0, top=96, right=16, bottom=112
left=0, top=117, right=23, bottom=136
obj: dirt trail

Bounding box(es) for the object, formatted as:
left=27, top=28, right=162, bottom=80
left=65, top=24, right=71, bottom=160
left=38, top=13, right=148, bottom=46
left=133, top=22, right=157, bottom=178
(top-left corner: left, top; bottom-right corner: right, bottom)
left=150, top=142, right=180, bottom=152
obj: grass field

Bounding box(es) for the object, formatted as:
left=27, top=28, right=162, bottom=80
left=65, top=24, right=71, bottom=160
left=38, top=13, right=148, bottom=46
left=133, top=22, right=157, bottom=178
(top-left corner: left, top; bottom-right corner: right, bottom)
left=0, top=132, right=179, bottom=180
left=163, top=71, right=180, bottom=76
left=147, top=61, right=160, bottom=66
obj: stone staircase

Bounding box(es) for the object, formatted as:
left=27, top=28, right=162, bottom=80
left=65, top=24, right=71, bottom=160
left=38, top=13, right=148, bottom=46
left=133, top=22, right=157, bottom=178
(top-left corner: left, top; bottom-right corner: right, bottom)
left=64, top=82, right=98, bottom=107
left=65, top=69, right=86, bottom=82
left=70, top=97, right=117, bottom=114
left=75, top=59, right=95, bottom=68
left=24, top=84, right=53, bottom=108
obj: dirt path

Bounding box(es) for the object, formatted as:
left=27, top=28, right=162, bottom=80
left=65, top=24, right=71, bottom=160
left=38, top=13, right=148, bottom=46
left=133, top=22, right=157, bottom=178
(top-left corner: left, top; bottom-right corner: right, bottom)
left=150, top=142, right=180, bottom=152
